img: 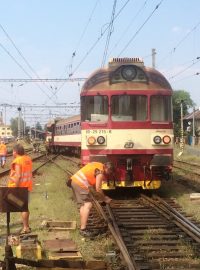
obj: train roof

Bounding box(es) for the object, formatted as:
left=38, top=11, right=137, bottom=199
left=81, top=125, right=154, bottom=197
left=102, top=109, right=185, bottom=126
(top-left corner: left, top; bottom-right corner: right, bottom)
left=47, top=115, right=80, bottom=127
left=55, top=115, right=80, bottom=125
left=81, top=57, right=172, bottom=93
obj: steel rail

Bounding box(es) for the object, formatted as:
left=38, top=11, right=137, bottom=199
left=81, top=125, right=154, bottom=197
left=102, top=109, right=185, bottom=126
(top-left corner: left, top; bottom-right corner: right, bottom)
left=174, top=159, right=200, bottom=168
left=89, top=192, right=138, bottom=270
left=0, top=153, right=47, bottom=179
left=153, top=194, right=200, bottom=234
left=46, top=156, right=75, bottom=177
left=141, top=194, right=200, bottom=244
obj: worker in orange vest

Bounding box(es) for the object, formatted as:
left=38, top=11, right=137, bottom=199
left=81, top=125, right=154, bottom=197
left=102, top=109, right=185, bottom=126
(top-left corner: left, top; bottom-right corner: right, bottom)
left=0, top=140, right=7, bottom=168
left=70, top=161, right=115, bottom=237
left=8, top=144, right=33, bottom=234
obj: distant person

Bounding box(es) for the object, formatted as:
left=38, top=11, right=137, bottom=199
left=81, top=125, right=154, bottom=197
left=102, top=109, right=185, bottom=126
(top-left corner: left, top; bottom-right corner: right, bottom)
left=69, top=161, right=115, bottom=237
left=8, top=144, right=33, bottom=234
left=0, top=140, right=7, bottom=168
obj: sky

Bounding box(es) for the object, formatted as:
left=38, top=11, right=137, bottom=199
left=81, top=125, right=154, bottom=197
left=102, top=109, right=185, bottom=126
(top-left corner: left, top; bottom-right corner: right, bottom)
left=0, top=0, right=200, bottom=127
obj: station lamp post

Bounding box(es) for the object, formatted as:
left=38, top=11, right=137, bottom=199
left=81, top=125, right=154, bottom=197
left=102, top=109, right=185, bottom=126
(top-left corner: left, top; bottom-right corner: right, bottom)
left=17, top=107, right=22, bottom=139
left=177, top=100, right=184, bottom=157
left=180, top=100, right=184, bottom=152
left=193, top=107, right=195, bottom=146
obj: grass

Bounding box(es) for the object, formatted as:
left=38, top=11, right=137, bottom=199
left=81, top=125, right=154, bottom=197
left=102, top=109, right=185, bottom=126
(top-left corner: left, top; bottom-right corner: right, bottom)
left=2, top=145, right=200, bottom=266
left=0, top=156, right=114, bottom=264
left=174, top=145, right=200, bottom=163
left=158, top=145, right=200, bottom=222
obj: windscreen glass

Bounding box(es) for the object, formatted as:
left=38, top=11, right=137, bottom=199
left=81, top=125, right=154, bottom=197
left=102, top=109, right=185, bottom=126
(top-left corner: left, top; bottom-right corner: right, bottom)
left=111, top=95, right=147, bottom=121
left=81, top=96, right=108, bottom=122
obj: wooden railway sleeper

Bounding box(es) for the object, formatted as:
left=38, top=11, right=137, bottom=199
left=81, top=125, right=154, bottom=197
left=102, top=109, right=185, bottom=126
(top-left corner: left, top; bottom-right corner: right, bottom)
left=141, top=194, right=200, bottom=245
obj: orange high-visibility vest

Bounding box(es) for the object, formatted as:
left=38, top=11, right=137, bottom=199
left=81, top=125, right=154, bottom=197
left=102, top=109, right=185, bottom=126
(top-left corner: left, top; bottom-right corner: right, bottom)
left=0, top=144, right=7, bottom=156
left=8, top=155, right=33, bottom=191
left=71, top=162, right=104, bottom=190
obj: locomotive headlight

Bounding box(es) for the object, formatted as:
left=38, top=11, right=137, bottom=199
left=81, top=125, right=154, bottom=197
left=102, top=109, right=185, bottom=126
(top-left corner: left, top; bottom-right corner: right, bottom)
left=87, top=136, right=96, bottom=145
left=163, top=135, right=171, bottom=144
left=121, top=65, right=137, bottom=81
left=97, top=136, right=105, bottom=145
left=153, top=135, right=162, bottom=144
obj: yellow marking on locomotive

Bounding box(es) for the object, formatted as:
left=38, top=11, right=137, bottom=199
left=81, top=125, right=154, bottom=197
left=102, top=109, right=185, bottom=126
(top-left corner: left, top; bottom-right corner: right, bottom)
left=102, top=180, right=161, bottom=190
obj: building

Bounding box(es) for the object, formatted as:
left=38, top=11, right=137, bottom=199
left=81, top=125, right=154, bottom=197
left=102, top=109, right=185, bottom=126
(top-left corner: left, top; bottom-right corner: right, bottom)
left=0, top=112, right=13, bottom=140
left=183, top=109, right=200, bottom=134
left=183, top=109, right=200, bottom=145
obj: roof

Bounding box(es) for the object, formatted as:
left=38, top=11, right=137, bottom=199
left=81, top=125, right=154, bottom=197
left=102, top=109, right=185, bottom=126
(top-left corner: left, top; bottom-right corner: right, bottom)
left=183, top=109, right=200, bottom=120
left=81, top=58, right=172, bottom=93
left=55, top=115, right=80, bottom=125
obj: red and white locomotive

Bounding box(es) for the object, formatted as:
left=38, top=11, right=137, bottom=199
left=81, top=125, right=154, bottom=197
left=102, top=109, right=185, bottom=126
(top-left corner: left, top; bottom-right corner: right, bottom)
left=46, top=57, right=173, bottom=189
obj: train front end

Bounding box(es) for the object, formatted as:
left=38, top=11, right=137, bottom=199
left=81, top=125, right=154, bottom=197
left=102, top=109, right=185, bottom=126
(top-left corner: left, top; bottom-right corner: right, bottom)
left=81, top=58, right=173, bottom=189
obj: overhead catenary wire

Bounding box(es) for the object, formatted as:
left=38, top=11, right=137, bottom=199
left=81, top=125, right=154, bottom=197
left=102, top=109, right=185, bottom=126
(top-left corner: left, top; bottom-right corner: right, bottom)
left=49, top=0, right=131, bottom=104
left=67, top=0, right=100, bottom=77
left=108, top=0, right=148, bottom=56
left=164, top=56, right=200, bottom=76
left=168, top=56, right=200, bottom=80
left=0, top=24, right=58, bottom=102
left=0, top=42, right=56, bottom=104
left=70, top=0, right=131, bottom=76
left=170, top=72, right=200, bottom=83
left=0, top=78, right=86, bottom=82
left=43, top=0, right=131, bottom=106
left=0, top=23, right=57, bottom=96
left=55, top=0, right=100, bottom=102
left=75, top=0, right=100, bottom=52
left=1, top=102, right=80, bottom=128
left=158, top=20, right=200, bottom=65
left=101, top=0, right=117, bottom=67
left=118, top=0, right=164, bottom=56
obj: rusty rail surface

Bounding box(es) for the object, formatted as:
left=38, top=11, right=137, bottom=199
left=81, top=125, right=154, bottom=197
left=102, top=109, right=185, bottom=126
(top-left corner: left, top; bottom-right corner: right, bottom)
left=90, top=194, right=200, bottom=269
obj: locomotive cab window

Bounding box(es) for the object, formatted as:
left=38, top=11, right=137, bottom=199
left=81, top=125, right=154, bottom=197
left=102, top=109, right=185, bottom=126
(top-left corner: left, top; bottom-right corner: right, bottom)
left=150, top=95, right=172, bottom=122
left=111, top=95, right=147, bottom=121
left=81, top=96, right=108, bottom=122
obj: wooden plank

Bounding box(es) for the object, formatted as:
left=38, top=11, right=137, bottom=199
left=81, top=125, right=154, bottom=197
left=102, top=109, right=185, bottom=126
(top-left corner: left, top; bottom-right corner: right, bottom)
left=48, top=251, right=82, bottom=260
left=46, top=221, right=76, bottom=230
left=43, top=239, right=77, bottom=252
left=190, top=193, right=200, bottom=200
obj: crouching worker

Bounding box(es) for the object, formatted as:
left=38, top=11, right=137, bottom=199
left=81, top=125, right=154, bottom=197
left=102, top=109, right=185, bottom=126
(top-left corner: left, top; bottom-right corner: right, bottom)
left=7, top=144, right=33, bottom=235
left=70, top=161, right=115, bottom=237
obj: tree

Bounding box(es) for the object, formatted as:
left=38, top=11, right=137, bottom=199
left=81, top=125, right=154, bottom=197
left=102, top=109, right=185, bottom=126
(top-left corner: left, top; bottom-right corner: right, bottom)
left=10, top=117, right=25, bottom=137
left=172, top=90, right=195, bottom=137
left=35, top=122, right=43, bottom=130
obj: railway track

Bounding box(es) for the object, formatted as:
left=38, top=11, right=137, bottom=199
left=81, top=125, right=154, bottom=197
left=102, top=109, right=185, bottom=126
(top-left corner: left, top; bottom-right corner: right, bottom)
left=0, top=153, right=58, bottom=186
left=173, top=159, right=200, bottom=176
left=1, top=155, right=200, bottom=269
left=88, top=194, right=200, bottom=270
left=173, top=159, right=200, bottom=191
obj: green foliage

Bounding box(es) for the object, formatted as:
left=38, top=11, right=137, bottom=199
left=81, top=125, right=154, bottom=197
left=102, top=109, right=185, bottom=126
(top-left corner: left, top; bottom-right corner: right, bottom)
left=172, top=90, right=195, bottom=137
left=35, top=121, right=43, bottom=130
left=10, top=117, right=25, bottom=137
